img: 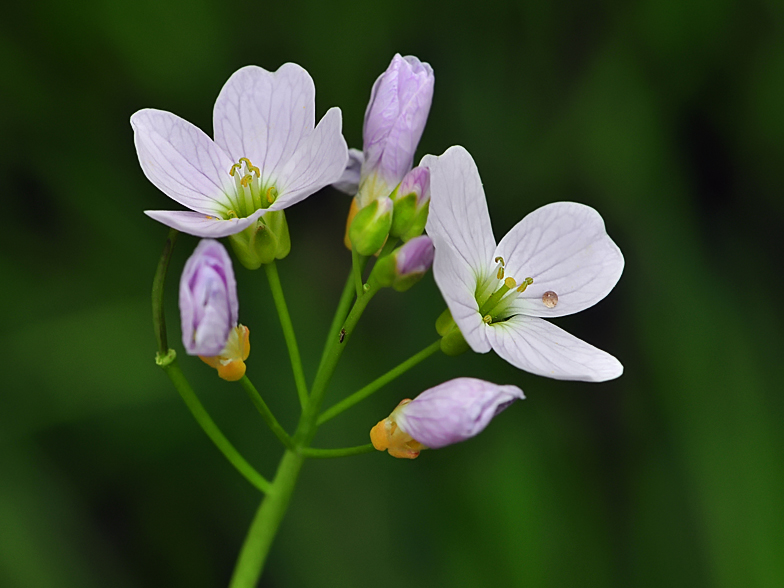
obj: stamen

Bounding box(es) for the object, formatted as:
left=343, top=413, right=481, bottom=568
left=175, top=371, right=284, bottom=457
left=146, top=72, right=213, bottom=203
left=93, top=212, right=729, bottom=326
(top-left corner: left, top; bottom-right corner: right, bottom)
left=239, top=157, right=260, bottom=177
left=229, top=163, right=242, bottom=176
left=226, top=210, right=238, bottom=219
left=266, top=186, right=278, bottom=204
left=483, top=315, right=492, bottom=324
left=516, top=277, right=534, bottom=293
left=494, top=256, right=504, bottom=264
left=497, top=266, right=505, bottom=280
left=504, top=277, right=516, bottom=289
left=240, top=174, right=254, bottom=188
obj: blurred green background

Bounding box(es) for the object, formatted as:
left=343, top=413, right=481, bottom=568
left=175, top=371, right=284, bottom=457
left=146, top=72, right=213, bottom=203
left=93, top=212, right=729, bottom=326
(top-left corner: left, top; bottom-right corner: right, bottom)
left=2, top=0, right=783, bottom=586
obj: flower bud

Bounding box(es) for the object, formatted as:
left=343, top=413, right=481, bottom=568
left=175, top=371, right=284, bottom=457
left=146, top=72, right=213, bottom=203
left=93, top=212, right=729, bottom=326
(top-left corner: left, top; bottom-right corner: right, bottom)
left=357, top=54, right=434, bottom=207
left=370, top=378, right=524, bottom=458
left=369, top=235, right=434, bottom=292
left=348, top=197, right=393, bottom=256
left=228, top=210, right=291, bottom=270
left=179, top=239, right=239, bottom=356
left=389, top=166, right=430, bottom=240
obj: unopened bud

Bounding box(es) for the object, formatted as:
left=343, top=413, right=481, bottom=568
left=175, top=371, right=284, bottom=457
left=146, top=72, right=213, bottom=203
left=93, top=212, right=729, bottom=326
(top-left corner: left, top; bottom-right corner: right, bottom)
left=369, top=235, right=434, bottom=292
left=228, top=210, right=291, bottom=269
left=389, top=166, right=430, bottom=240
left=348, top=197, right=393, bottom=256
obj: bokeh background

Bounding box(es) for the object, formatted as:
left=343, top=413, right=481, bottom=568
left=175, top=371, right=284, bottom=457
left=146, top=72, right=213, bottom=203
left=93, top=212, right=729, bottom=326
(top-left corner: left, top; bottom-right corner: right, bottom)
left=2, top=0, right=783, bottom=586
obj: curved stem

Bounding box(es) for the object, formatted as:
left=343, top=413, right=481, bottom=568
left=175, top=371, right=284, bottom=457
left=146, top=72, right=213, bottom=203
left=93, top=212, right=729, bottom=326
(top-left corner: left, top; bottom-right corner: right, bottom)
left=229, top=450, right=304, bottom=588
left=239, top=376, right=295, bottom=451
left=264, top=261, right=309, bottom=409
left=163, top=358, right=271, bottom=494
left=318, top=339, right=442, bottom=425
left=300, top=444, right=375, bottom=458
left=152, top=228, right=178, bottom=356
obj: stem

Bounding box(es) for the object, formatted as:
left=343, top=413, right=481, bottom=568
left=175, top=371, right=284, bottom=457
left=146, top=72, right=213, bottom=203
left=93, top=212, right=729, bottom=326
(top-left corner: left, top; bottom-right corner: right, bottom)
left=351, top=248, right=366, bottom=298
left=318, top=339, right=442, bottom=425
left=264, top=261, right=309, bottom=409
left=239, top=376, right=295, bottom=451
left=300, top=282, right=381, bottom=444
left=378, top=237, right=399, bottom=259
left=229, top=450, right=304, bottom=588
left=300, top=444, right=375, bottom=458
left=316, top=269, right=356, bottom=378
left=152, top=228, right=178, bottom=355
left=162, top=358, right=271, bottom=494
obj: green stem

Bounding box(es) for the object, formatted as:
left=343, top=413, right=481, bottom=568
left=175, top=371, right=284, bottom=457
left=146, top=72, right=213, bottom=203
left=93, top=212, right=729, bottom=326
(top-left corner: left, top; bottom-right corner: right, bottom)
left=229, top=450, right=304, bottom=588
left=152, top=228, right=178, bottom=355
left=300, top=444, right=375, bottom=458
left=239, top=376, right=295, bottom=451
left=318, top=339, right=442, bottom=425
left=378, top=237, right=399, bottom=259
left=264, top=261, right=309, bottom=409
left=161, top=357, right=271, bottom=494
left=315, top=269, right=356, bottom=378
left=300, top=282, right=381, bottom=444
left=351, top=248, right=366, bottom=298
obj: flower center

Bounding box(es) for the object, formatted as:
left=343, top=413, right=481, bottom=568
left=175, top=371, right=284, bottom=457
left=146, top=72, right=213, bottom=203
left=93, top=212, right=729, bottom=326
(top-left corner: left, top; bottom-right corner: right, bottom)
left=477, top=257, right=533, bottom=324
left=224, top=157, right=278, bottom=218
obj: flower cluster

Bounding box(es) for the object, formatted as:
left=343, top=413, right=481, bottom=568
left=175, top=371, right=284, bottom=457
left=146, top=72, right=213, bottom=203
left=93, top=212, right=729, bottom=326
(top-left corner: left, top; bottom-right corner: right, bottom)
left=136, top=54, right=624, bottom=461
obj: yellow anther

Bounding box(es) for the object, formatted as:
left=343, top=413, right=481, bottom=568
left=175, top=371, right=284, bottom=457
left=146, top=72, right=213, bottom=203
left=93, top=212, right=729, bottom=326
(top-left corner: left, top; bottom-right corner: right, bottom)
left=497, top=266, right=505, bottom=280
left=240, top=174, right=253, bottom=187
left=239, top=157, right=260, bottom=176
left=483, top=314, right=493, bottom=324
left=495, top=256, right=504, bottom=264
left=504, top=277, right=517, bottom=289
left=229, top=163, right=242, bottom=176
left=266, top=186, right=278, bottom=204
left=516, top=276, right=534, bottom=293
left=226, top=210, right=238, bottom=219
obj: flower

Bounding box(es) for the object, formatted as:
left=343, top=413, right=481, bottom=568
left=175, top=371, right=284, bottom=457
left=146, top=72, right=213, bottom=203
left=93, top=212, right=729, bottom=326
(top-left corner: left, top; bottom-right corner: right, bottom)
left=132, top=64, right=348, bottom=239
left=370, top=377, right=524, bottom=459
left=179, top=239, right=239, bottom=356
left=369, top=235, right=434, bottom=292
left=199, top=324, right=250, bottom=382
left=423, top=146, right=625, bottom=382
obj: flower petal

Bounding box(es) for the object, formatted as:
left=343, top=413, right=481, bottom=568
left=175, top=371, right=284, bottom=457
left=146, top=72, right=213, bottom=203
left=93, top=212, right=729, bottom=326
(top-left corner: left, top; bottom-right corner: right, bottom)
left=131, top=109, right=234, bottom=215
left=332, top=148, right=364, bottom=194
left=145, top=209, right=265, bottom=238
left=424, top=146, right=496, bottom=275
left=496, top=202, right=624, bottom=318
left=396, top=377, right=524, bottom=449
left=213, top=64, right=314, bottom=183
left=485, top=314, right=623, bottom=382
left=268, top=107, right=348, bottom=210
left=430, top=235, right=490, bottom=353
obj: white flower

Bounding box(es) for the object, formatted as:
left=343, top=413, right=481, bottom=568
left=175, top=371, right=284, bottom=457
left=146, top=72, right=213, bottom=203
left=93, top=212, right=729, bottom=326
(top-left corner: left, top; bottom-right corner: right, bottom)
left=132, top=64, right=348, bottom=237
left=423, top=146, right=625, bottom=382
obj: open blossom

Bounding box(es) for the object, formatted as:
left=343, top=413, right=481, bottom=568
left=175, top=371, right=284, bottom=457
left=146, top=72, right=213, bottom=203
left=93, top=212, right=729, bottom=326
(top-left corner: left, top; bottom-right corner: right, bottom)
left=132, top=63, right=348, bottom=238
left=423, top=146, right=625, bottom=382
left=180, top=239, right=249, bottom=381
left=370, top=378, right=524, bottom=459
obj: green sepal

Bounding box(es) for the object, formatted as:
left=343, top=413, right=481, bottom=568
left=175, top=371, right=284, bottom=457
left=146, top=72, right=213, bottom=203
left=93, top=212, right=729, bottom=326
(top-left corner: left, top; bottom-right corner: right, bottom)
left=390, top=192, right=416, bottom=238
left=401, top=200, right=429, bottom=242
left=228, top=210, right=291, bottom=270
left=440, top=327, right=469, bottom=356
left=435, top=308, right=455, bottom=336
left=349, top=198, right=393, bottom=256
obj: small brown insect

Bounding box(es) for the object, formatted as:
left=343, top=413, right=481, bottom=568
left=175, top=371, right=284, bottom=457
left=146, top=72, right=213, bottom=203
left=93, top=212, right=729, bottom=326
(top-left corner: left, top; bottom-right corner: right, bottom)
left=339, top=328, right=346, bottom=343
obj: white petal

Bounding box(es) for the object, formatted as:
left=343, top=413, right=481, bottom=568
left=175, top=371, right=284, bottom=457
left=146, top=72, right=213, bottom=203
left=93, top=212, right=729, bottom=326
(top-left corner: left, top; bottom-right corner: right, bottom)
left=430, top=235, right=490, bottom=353
left=145, top=209, right=265, bottom=238
left=131, top=109, right=234, bottom=215
left=423, top=146, right=496, bottom=274
left=496, top=202, right=624, bottom=318
left=267, top=107, right=348, bottom=210
left=332, top=148, right=364, bottom=194
left=213, top=63, right=315, bottom=184
left=484, top=314, right=623, bottom=382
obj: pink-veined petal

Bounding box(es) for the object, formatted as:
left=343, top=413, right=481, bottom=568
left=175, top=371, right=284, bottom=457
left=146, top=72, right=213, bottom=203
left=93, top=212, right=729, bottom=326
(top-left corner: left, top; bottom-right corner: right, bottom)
left=268, top=107, right=348, bottom=210
left=145, top=209, right=266, bottom=238
left=485, top=314, right=623, bottom=382
left=431, top=235, right=490, bottom=353
left=332, top=148, right=364, bottom=194
left=131, top=109, right=234, bottom=215
left=424, top=146, right=496, bottom=274
left=213, top=63, right=315, bottom=185
left=496, top=202, right=624, bottom=318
